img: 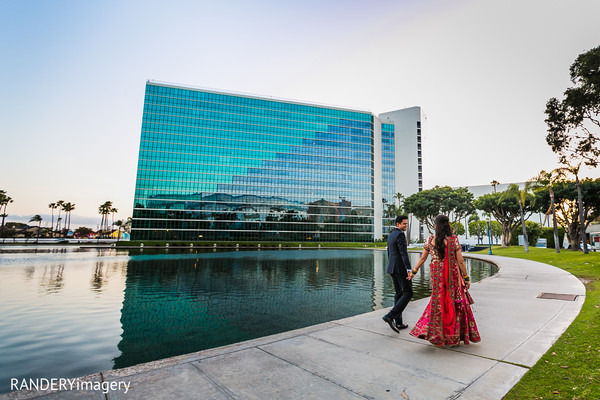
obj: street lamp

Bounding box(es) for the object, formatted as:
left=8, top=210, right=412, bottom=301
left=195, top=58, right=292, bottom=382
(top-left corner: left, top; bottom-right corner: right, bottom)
left=486, top=218, right=493, bottom=255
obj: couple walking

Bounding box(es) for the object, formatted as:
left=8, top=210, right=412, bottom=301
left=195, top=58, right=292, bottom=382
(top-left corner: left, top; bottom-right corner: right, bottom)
left=382, top=215, right=481, bottom=347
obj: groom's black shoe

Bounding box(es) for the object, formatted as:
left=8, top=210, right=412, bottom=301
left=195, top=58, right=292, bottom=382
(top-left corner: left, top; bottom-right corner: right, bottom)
left=395, top=322, right=409, bottom=330
left=382, top=315, right=400, bottom=333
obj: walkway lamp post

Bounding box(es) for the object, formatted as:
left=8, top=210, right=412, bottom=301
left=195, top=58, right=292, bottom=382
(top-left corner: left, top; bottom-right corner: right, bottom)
left=486, top=218, right=493, bottom=255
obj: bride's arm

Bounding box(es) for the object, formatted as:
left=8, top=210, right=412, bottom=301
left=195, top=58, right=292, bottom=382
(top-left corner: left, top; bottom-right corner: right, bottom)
left=408, top=248, right=429, bottom=280
left=456, top=247, right=470, bottom=289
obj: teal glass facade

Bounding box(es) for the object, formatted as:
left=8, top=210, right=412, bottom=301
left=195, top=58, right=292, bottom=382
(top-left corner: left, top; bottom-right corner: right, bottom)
left=132, top=82, right=380, bottom=242
left=381, top=123, right=395, bottom=234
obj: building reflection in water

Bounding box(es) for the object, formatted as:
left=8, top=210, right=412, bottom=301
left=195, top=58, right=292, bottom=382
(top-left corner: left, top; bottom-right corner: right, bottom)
left=112, top=249, right=496, bottom=370
left=113, top=250, right=387, bottom=369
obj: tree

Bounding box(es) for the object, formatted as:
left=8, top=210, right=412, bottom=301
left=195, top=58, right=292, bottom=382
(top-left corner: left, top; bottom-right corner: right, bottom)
left=451, top=221, right=465, bottom=236
left=533, top=178, right=600, bottom=250
left=111, top=207, right=118, bottom=232
left=48, top=202, right=57, bottom=237
left=403, top=186, right=475, bottom=233
left=490, top=180, right=500, bottom=193
left=474, top=189, right=535, bottom=247
left=0, top=190, right=13, bottom=235
left=74, top=226, right=94, bottom=238
left=62, top=202, right=76, bottom=232
left=468, top=218, right=487, bottom=245
left=503, top=183, right=536, bottom=252
left=55, top=200, right=65, bottom=234
left=534, top=169, right=568, bottom=253
left=490, top=221, right=502, bottom=244
left=545, top=45, right=600, bottom=253
left=98, top=201, right=114, bottom=236
left=394, top=193, right=406, bottom=212
left=29, top=214, right=43, bottom=243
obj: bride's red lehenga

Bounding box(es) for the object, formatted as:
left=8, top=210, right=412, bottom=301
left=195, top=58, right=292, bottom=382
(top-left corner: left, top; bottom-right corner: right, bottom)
left=409, top=235, right=481, bottom=347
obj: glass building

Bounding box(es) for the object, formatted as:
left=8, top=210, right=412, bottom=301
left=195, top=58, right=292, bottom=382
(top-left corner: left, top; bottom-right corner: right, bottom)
left=131, top=81, right=422, bottom=242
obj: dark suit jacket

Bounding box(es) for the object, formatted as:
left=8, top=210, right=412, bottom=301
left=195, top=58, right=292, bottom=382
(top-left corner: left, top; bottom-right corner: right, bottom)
left=387, top=228, right=411, bottom=276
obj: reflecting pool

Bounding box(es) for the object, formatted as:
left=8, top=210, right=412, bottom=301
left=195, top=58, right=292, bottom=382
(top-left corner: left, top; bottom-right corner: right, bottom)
left=0, top=247, right=496, bottom=394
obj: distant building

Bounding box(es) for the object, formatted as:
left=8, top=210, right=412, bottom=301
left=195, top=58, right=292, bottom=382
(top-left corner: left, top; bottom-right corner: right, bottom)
left=131, top=81, right=422, bottom=242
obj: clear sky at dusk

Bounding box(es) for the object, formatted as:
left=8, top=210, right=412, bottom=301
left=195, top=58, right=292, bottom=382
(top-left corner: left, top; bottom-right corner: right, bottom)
left=1, top=0, right=600, bottom=228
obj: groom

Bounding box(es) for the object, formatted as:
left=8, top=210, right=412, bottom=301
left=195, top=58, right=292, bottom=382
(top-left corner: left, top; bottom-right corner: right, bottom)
left=382, top=215, right=413, bottom=332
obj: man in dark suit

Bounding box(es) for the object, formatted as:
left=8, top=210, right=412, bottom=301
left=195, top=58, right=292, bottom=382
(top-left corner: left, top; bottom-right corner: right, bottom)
left=382, top=215, right=413, bottom=332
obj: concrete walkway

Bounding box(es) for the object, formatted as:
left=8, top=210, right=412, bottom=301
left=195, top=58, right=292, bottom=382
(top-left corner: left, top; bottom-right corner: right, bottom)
left=2, top=255, right=585, bottom=400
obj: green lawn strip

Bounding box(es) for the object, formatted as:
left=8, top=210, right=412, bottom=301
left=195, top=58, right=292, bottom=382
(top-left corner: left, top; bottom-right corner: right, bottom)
left=471, top=247, right=600, bottom=400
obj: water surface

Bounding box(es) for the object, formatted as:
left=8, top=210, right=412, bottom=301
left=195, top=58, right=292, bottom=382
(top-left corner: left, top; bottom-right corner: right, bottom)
left=0, top=247, right=496, bottom=393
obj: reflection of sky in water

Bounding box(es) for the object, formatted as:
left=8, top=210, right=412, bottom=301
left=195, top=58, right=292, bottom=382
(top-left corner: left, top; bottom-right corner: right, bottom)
left=0, top=247, right=496, bottom=394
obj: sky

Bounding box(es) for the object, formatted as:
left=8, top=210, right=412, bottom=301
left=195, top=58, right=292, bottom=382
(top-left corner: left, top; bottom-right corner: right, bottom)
left=1, top=0, right=600, bottom=229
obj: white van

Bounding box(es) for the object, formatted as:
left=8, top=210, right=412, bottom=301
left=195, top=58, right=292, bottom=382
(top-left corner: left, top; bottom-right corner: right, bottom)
left=591, top=232, right=600, bottom=252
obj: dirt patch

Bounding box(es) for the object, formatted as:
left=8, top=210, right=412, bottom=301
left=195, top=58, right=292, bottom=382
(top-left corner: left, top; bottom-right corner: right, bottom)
left=579, top=277, right=595, bottom=285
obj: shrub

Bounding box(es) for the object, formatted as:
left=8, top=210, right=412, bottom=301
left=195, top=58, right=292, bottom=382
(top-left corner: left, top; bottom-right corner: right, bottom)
left=540, top=226, right=566, bottom=249
left=510, top=221, right=544, bottom=246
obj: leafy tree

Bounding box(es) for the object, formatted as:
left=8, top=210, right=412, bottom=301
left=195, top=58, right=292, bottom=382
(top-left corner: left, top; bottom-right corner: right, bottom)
left=468, top=220, right=487, bottom=244
left=29, top=214, right=43, bottom=242
left=474, top=189, right=535, bottom=247
left=6, top=222, right=27, bottom=228
left=503, top=183, right=536, bottom=252
left=545, top=45, right=600, bottom=168
left=114, top=218, right=131, bottom=240
left=451, top=221, right=465, bottom=236
left=545, top=45, right=600, bottom=253
left=533, top=178, right=600, bottom=249
left=74, top=226, right=94, bottom=238
left=403, top=186, right=475, bottom=234
left=490, top=221, right=502, bottom=244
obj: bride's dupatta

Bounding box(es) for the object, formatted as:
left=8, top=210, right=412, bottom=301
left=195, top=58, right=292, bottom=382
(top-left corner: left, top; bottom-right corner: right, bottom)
left=440, top=240, right=456, bottom=338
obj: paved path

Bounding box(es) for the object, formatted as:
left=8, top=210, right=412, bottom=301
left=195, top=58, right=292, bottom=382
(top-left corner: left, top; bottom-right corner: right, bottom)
left=2, top=255, right=585, bottom=400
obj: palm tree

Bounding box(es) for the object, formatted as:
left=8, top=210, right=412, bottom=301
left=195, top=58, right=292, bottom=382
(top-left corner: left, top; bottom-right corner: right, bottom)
left=29, top=214, right=43, bottom=243
left=48, top=202, right=57, bottom=237
left=55, top=200, right=65, bottom=235
left=111, top=207, right=118, bottom=233
left=535, top=169, right=567, bottom=253
left=395, top=192, right=413, bottom=241
left=0, top=190, right=13, bottom=235
left=504, top=182, right=535, bottom=252
left=490, top=180, right=500, bottom=193
left=98, top=201, right=113, bottom=237
left=114, top=220, right=124, bottom=240
left=62, top=202, right=76, bottom=232
left=394, top=193, right=405, bottom=210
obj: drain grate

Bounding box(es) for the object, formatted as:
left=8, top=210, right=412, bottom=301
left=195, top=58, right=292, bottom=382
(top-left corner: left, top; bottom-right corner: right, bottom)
left=537, top=293, right=578, bottom=301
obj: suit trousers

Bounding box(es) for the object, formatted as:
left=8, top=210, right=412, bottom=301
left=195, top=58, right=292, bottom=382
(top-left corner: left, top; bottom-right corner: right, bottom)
left=388, top=272, right=413, bottom=324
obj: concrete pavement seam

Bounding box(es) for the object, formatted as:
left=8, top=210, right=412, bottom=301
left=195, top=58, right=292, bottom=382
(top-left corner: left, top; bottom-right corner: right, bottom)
left=189, top=363, right=237, bottom=400
left=304, top=324, right=476, bottom=387
left=255, top=345, right=374, bottom=400
left=100, top=372, right=108, bottom=400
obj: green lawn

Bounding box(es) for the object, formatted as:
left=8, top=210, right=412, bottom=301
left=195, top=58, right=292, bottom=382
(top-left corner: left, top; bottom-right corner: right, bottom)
left=471, top=247, right=600, bottom=400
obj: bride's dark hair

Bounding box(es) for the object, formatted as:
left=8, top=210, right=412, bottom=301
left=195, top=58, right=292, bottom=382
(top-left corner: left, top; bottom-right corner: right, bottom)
left=434, top=214, right=453, bottom=259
